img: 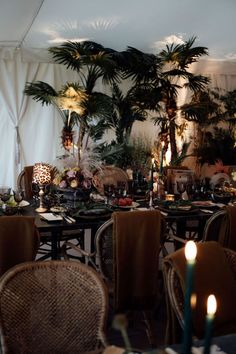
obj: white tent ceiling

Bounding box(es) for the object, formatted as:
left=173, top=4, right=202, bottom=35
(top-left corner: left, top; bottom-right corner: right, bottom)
left=1, top=0, right=236, bottom=61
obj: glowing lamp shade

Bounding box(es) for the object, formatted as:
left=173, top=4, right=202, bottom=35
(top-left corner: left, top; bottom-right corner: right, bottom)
left=207, top=295, right=217, bottom=316
left=33, top=163, right=51, bottom=213
left=185, top=241, right=197, bottom=263
left=33, top=163, right=51, bottom=185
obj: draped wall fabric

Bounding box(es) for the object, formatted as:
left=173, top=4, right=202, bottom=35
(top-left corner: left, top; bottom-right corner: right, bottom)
left=0, top=49, right=236, bottom=189
left=0, top=49, right=75, bottom=188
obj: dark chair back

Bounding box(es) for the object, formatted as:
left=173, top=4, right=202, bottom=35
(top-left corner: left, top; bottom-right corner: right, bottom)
left=0, top=216, right=40, bottom=276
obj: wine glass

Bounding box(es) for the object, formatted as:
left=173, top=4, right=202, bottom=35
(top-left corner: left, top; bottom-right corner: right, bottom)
left=13, top=189, right=23, bottom=214
left=177, top=181, right=186, bottom=200
left=0, top=187, right=11, bottom=209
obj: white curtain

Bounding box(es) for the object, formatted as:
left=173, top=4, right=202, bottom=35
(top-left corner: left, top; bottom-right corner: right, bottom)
left=0, top=49, right=75, bottom=189
left=0, top=49, right=236, bottom=189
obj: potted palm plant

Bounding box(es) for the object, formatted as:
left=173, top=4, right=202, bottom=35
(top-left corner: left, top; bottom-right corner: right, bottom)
left=24, top=41, right=123, bottom=160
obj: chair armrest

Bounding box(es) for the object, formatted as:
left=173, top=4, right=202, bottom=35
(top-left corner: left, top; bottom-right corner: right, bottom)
left=61, top=241, right=98, bottom=270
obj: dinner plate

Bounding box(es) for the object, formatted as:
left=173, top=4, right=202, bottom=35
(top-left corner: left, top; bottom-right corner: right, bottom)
left=156, top=205, right=199, bottom=215
left=18, top=200, right=30, bottom=208
left=191, top=200, right=216, bottom=208
left=50, top=206, right=66, bottom=213
left=111, top=202, right=140, bottom=209
left=74, top=207, right=113, bottom=220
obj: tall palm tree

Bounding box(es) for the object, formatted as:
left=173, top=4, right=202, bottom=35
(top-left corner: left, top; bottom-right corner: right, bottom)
left=109, top=83, right=147, bottom=144
left=121, top=37, right=210, bottom=163
left=24, top=41, right=122, bottom=157
left=182, top=88, right=236, bottom=165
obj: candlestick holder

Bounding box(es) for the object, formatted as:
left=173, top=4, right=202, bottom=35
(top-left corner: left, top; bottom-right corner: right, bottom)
left=149, top=190, right=154, bottom=209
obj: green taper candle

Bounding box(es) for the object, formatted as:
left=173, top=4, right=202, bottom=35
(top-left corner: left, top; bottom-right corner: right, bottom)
left=182, top=241, right=197, bottom=354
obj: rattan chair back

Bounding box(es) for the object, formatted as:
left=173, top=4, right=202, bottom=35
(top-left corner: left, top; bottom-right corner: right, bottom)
left=201, top=209, right=227, bottom=242
left=163, top=246, right=236, bottom=344
left=92, top=165, right=129, bottom=195
left=0, top=260, right=109, bottom=354
left=95, top=218, right=114, bottom=285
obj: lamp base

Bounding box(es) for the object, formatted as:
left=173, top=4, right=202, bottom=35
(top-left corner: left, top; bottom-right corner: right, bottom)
left=35, top=206, right=47, bottom=213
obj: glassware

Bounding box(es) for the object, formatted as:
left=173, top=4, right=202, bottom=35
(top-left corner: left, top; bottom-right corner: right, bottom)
left=0, top=187, right=11, bottom=209
left=177, top=181, right=186, bottom=200
left=13, top=189, right=23, bottom=214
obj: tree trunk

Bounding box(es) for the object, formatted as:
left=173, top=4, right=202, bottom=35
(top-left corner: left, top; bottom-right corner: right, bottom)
left=77, top=121, right=86, bottom=161
left=169, top=121, right=177, bottom=163
left=166, top=98, right=178, bottom=164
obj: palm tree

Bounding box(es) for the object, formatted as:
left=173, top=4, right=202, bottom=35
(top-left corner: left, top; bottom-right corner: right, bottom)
left=182, top=88, right=236, bottom=165
left=121, top=37, right=210, bottom=164
left=109, top=83, right=147, bottom=144
left=24, top=41, right=122, bottom=158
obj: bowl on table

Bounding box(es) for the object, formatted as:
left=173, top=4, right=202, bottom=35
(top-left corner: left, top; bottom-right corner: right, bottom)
left=211, top=192, right=233, bottom=204
left=2, top=206, right=17, bottom=215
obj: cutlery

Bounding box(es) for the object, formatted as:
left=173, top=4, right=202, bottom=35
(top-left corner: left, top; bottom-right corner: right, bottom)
left=200, top=209, right=214, bottom=214
left=61, top=213, right=75, bottom=223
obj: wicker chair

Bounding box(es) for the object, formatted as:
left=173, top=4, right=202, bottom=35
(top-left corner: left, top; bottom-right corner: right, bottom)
left=63, top=211, right=167, bottom=347
left=201, top=209, right=227, bottom=242
left=0, top=260, right=109, bottom=354
left=163, top=243, right=236, bottom=344
left=0, top=216, right=40, bottom=277
left=62, top=218, right=113, bottom=285
left=92, top=165, right=129, bottom=195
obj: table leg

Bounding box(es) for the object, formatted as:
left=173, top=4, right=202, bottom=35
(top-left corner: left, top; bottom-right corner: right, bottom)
left=51, top=230, right=60, bottom=260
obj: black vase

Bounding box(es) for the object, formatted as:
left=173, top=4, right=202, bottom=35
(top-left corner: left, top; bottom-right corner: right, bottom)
left=58, top=187, right=91, bottom=203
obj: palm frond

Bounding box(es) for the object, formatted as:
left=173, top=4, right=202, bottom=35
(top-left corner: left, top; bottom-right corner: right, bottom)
left=184, top=75, right=210, bottom=92
left=50, top=41, right=121, bottom=84
left=160, top=36, right=208, bottom=69
left=85, top=92, right=114, bottom=122
left=121, top=46, right=160, bottom=83
left=24, top=81, right=58, bottom=105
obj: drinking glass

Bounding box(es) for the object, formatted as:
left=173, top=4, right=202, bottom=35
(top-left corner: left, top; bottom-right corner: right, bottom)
left=177, top=181, right=186, bottom=200
left=13, top=189, right=23, bottom=214
left=0, top=187, right=11, bottom=208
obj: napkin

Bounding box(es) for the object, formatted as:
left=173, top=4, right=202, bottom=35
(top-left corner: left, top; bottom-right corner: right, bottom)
left=39, top=213, right=63, bottom=222
left=165, top=344, right=226, bottom=354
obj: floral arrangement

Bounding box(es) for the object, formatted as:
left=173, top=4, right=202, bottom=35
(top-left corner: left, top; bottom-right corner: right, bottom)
left=53, top=166, right=92, bottom=190
left=52, top=147, right=102, bottom=191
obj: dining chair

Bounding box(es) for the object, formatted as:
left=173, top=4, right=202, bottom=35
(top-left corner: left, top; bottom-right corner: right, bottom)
left=63, top=210, right=167, bottom=347
left=163, top=241, right=236, bottom=345
left=17, top=165, right=34, bottom=200
left=92, top=165, right=129, bottom=195
left=201, top=209, right=226, bottom=242
left=0, top=216, right=40, bottom=277
left=0, top=260, right=109, bottom=354
left=202, top=206, right=236, bottom=251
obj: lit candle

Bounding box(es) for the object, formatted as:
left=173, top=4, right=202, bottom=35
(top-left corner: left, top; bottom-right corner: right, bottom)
left=159, top=141, right=164, bottom=175
left=203, top=295, right=217, bottom=354
left=182, top=241, right=197, bottom=354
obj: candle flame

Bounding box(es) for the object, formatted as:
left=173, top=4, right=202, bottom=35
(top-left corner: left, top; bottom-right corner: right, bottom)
left=191, top=293, right=197, bottom=309
left=207, top=295, right=217, bottom=315
left=185, top=241, right=197, bottom=262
